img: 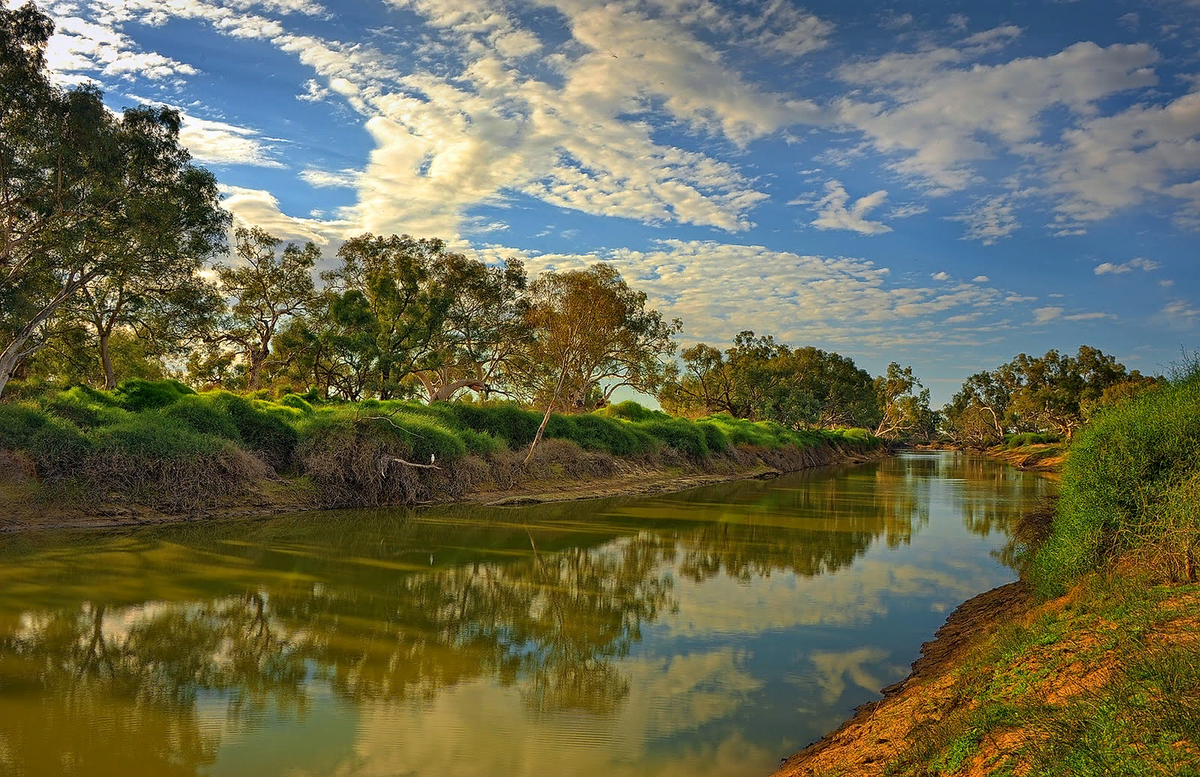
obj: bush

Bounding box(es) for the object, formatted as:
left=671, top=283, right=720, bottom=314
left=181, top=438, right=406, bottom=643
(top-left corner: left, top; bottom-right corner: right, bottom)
left=445, top=402, right=541, bottom=447
left=112, top=379, right=195, bottom=411
left=636, top=418, right=709, bottom=458
left=0, top=403, right=53, bottom=450
left=161, top=395, right=243, bottom=443
left=203, top=391, right=298, bottom=472
left=281, top=394, right=315, bottom=414
left=1031, top=366, right=1200, bottom=595
left=569, top=413, right=645, bottom=456
left=1005, top=432, right=1060, bottom=449
left=696, top=421, right=730, bottom=454
left=26, top=416, right=92, bottom=479
left=42, top=387, right=128, bottom=430
left=603, top=401, right=667, bottom=422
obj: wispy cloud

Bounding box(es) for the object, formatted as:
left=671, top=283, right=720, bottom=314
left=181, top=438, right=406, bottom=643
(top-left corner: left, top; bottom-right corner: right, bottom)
left=806, top=181, right=892, bottom=235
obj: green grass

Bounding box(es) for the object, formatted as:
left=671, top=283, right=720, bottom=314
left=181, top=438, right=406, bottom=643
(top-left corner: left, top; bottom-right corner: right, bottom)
left=883, top=579, right=1200, bottom=777
left=1031, top=362, right=1200, bottom=596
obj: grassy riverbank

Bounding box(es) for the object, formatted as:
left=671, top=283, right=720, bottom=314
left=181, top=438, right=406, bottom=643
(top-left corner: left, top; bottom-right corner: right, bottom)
left=0, top=380, right=883, bottom=530
left=776, top=363, right=1200, bottom=776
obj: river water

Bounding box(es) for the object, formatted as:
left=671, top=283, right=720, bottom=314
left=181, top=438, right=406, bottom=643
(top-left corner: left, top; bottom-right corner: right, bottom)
left=0, top=451, right=1052, bottom=777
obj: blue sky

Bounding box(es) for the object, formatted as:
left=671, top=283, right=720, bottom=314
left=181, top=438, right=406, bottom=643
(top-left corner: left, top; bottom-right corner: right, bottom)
left=21, top=0, right=1200, bottom=402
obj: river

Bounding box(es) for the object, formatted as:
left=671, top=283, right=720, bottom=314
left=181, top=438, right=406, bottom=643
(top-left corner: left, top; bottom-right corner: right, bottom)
left=0, top=451, right=1053, bottom=777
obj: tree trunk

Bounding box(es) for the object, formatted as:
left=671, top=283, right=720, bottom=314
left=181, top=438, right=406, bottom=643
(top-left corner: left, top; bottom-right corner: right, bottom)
left=99, top=330, right=116, bottom=390
left=524, top=367, right=567, bottom=467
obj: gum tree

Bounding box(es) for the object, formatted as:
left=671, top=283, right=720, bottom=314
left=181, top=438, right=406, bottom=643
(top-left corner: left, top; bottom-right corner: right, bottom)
left=0, top=2, right=228, bottom=397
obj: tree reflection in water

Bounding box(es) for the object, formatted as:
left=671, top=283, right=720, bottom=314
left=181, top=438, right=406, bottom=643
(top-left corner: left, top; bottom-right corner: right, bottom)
left=0, top=453, right=1051, bottom=776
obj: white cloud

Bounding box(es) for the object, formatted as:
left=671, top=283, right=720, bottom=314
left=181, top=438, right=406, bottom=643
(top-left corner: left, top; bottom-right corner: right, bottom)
left=837, top=39, right=1160, bottom=194
left=1094, top=257, right=1159, bottom=274
left=807, top=181, right=892, bottom=235
left=972, top=275, right=990, bottom=282
left=44, top=15, right=197, bottom=82
left=949, top=196, right=1021, bottom=244
left=931, top=271, right=950, bottom=281
left=219, top=184, right=351, bottom=247
left=947, top=14, right=969, bottom=32
left=480, top=239, right=1049, bottom=351
left=300, top=168, right=361, bottom=188
left=180, top=115, right=285, bottom=168
left=1033, top=306, right=1063, bottom=323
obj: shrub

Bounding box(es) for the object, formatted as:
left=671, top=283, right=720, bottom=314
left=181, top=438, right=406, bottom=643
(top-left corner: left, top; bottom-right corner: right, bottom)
left=696, top=421, right=730, bottom=454
left=603, top=401, right=666, bottom=422
left=161, top=395, right=243, bottom=443
left=636, top=418, right=709, bottom=458
left=1031, top=366, right=1200, bottom=595
left=203, top=391, right=298, bottom=472
left=1005, top=432, right=1060, bottom=449
left=281, top=394, right=315, bottom=414
left=42, top=387, right=128, bottom=430
left=568, top=413, right=644, bottom=456
left=26, top=416, right=92, bottom=479
left=112, top=379, right=195, bottom=411
left=0, top=403, right=53, bottom=450
left=445, top=402, right=541, bottom=447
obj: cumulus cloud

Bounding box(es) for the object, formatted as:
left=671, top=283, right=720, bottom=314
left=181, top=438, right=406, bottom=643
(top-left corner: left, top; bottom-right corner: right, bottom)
left=807, top=181, right=892, bottom=235
left=1094, top=257, right=1159, bottom=274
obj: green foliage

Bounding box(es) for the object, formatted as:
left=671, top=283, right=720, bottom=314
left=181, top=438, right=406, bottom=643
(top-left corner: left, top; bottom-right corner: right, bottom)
left=569, top=413, right=646, bottom=456
left=445, top=402, right=542, bottom=448
left=1005, top=431, right=1061, bottom=448
left=204, top=391, right=298, bottom=471
left=90, top=413, right=227, bottom=460
left=602, top=401, right=665, bottom=422
left=161, top=395, right=243, bottom=443
left=112, top=379, right=195, bottom=411
left=280, top=393, right=314, bottom=414
left=1031, top=362, right=1200, bottom=596
left=41, top=386, right=128, bottom=430
left=26, top=415, right=92, bottom=479
left=635, top=418, right=709, bottom=458
left=696, top=422, right=730, bottom=453
left=0, top=403, right=50, bottom=450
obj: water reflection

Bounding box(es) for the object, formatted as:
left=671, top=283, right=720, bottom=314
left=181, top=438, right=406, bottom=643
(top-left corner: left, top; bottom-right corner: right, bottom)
left=0, top=453, right=1052, bottom=777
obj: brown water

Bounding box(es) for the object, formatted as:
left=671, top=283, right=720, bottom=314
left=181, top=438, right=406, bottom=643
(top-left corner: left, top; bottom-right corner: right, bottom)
left=0, top=451, right=1052, bottom=777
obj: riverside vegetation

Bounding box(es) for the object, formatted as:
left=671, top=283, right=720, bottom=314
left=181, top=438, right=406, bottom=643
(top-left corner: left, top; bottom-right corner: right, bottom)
left=778, top=358, right=1200, bottom=777
left=0, top=379, right=881, bottom=522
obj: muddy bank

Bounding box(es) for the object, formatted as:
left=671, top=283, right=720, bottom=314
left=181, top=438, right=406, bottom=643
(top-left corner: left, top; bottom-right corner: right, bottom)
left=772, top=581, right=1033, bottom=777
left=0, top=442, right=886, bottom=534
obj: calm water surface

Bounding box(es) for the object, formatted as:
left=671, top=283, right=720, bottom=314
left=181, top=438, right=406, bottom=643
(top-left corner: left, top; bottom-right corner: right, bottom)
left=0, top=452, right=1053, bottom=777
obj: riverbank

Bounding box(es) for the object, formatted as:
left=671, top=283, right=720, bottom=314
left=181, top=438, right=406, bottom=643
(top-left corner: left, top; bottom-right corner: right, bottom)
left=0, top=438, right=887, bottom=533
left=0, top=382, right=888, bottom=533
left=775, top=365, right=1200, bottom=776
left=773, top=574, right=1200, bottom=776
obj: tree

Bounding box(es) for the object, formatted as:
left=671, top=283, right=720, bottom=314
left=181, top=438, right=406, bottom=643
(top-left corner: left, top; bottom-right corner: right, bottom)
left=519, top=263, right=680, bottom=464
left=411, top=252, right=530, bottom=403
left=320, top=233, right=453, bottom=399
left=874, top=362, right=935, bottom=441
left=659, top=335, right=879, bottom=430
left=0, top=3, right=228, bottom=397
left=212, top=226, right=318, bottom=391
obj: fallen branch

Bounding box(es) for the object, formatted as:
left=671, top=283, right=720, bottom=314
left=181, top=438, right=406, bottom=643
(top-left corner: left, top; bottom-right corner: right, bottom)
left=378, top=456, right=442, bottom=479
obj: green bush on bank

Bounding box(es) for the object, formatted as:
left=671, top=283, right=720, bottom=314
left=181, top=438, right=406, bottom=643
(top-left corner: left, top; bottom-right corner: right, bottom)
left=1, top=382, right=881, bottom=507
left=1031, top=363, right=1200, bottom=596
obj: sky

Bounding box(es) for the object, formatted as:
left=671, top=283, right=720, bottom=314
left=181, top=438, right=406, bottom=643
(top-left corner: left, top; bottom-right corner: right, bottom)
left=18, top=0, right=1200, bottom=403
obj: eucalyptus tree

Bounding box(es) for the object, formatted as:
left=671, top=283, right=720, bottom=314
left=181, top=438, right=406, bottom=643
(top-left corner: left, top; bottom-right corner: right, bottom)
left=0, top=2, right=228, bottom=397
left=412, top=253, right=530, bottom=403
left=320, top=233, right=453, bottom=399
left=873, top=362, right=936, bottom=441
left=518, top=263, right=681, bottom=464
left=212, top=226, right=318, bottom=391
